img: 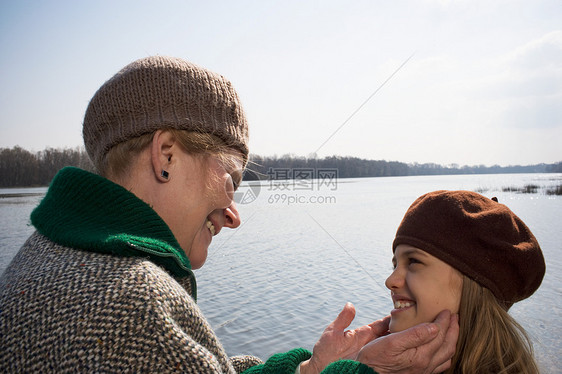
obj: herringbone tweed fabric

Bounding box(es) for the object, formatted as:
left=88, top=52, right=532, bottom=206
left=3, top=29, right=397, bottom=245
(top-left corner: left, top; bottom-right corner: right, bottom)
left=0, top=232, right=262, bottom=373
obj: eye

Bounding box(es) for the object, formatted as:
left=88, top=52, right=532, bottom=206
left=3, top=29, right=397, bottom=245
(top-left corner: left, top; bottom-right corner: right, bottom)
left=408, top=257, right=423, bottom=267
left=225, top=173, right=240, bottom=193
left=229, top=170, right=242, bottom=192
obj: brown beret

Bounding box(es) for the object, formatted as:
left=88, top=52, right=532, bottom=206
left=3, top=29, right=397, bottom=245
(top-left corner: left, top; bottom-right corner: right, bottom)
left=393, top=190, right=545, bottom=308
left=83, top=56, right=249, bottom=170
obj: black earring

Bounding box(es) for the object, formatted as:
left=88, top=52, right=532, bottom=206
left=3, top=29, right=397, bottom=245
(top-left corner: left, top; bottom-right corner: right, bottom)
left=161, top=170, right=169, bottom=180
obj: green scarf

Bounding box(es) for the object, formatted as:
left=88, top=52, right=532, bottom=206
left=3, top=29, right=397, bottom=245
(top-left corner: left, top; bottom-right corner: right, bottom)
left=31, top=166, right=196, bottom=299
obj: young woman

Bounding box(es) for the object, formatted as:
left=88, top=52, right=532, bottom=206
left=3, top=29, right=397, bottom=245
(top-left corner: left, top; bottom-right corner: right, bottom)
left=0, top=56, right=458, bottom=373
left=386, top=190, right=545, bottom=373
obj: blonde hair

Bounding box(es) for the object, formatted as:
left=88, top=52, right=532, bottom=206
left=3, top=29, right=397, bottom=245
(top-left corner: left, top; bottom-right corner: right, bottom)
left=99, top=129, right=244, bottom=180
left=445, top=275, right=539, bottom=374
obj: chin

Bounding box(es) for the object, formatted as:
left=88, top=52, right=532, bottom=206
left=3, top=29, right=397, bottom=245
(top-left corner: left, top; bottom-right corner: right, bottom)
left=389, top=318, right=411, bottom=333
left=191, top=259, right=206, bottom=270
left=190, top=251, right=208, bottom=270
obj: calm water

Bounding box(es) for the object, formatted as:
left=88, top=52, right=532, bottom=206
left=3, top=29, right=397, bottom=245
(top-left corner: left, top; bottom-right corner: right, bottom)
left=1, top=174, right=561, bottom=372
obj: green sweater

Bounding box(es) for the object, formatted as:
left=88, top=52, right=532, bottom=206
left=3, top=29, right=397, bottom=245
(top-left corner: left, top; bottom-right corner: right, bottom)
left=0, top=167, right=374, bottom=373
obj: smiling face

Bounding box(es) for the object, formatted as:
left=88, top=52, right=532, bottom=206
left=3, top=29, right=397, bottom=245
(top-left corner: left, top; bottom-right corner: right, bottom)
left=385, top=244, right=463, bottom=333
left=152, top=145, right=243, bottom=270
left=182, top=154, right=243, bottom=269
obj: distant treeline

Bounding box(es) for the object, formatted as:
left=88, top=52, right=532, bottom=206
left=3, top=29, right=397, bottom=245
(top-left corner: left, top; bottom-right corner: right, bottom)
left=245, top=154, right=562, bottom=180
left=0, top=146, right=94, bottom=187
left=0, top=146, right=561, bottom=187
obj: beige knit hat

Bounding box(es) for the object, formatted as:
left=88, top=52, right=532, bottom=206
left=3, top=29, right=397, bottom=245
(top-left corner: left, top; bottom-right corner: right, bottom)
left=83, top=56, right=249, bottom=169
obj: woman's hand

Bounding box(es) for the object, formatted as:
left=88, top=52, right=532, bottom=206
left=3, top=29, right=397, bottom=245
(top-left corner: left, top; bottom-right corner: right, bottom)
left=299, top=302, right=389, bottom=374
left=356, top=310, right=459, bottom=374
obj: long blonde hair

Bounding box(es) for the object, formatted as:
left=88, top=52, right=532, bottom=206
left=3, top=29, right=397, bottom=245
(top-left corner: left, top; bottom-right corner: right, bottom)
left=445, top=275, right=539, bottom=373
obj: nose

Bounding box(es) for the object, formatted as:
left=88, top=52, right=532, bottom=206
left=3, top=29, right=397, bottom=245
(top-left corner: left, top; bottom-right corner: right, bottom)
left=223, top=201, right=241, bottom=229
left=385, top=267, right=404, bottom=290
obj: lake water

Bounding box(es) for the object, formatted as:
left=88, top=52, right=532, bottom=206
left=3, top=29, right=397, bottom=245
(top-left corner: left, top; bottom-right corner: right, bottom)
left=1, top=173, right=561, bottom=372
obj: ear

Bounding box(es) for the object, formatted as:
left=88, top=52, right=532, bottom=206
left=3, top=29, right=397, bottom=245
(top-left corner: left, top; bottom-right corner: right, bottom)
left=151, top=130, right=175, bottom=182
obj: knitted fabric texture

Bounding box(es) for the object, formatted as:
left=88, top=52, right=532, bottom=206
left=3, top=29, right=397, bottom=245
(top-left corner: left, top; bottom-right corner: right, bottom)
left=242, top=350, right=375, bottom=374
left=83, top=55, right=249, bottom=169
left=0, top=233, right=262, bottom=373
left=393, top=190, right=545, bottom=308
left=30, top=166, right=196, bottom=295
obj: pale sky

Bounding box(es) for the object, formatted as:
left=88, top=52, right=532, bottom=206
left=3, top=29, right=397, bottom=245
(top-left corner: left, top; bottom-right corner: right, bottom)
left=1, top=0, right=561, bottom=166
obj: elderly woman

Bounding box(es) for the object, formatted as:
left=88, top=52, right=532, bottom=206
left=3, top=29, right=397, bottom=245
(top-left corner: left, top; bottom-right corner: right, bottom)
left=0, top=56, right=457, bottom=373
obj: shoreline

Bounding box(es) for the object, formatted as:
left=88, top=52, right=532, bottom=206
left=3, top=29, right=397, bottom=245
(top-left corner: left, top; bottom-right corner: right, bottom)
left=0, top=192, right=46, bottom=198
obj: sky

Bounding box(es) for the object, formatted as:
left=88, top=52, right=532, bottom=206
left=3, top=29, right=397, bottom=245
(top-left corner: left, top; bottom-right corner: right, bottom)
left=0, top=0, right=561, bottom=167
